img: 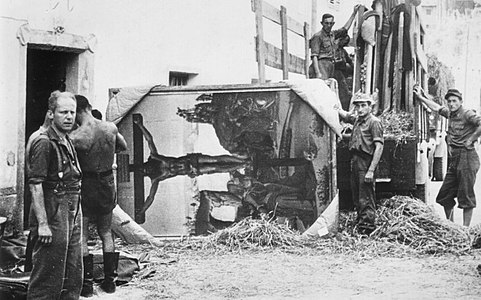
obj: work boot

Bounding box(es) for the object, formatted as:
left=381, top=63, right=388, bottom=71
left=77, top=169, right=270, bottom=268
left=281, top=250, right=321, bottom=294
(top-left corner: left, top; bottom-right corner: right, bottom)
left=100, top=252, right=119, bottom=293
left=81, top=254, right=94, bottom=297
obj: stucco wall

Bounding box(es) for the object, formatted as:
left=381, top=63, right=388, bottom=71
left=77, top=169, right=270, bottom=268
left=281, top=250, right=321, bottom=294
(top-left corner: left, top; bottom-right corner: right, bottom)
left=0, top=0, right=361, bottom=232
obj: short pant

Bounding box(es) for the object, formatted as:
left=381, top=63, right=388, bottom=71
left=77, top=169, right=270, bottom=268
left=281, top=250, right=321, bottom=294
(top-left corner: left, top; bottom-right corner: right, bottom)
left=81, top=172, right=116, bottom=217
left=436, top=147, right=479, bottom=209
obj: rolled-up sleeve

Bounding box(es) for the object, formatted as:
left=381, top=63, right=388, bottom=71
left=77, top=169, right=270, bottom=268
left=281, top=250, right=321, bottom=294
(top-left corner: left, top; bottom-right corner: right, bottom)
left=466, top=109, right=481, bottom=126
left=310, top=35, right=320, bottom=57
left=438, top=106, right=449, bottom=118
left=371, top=119, right=384, bottom=144
left=28, top=138, right=50, bottom=184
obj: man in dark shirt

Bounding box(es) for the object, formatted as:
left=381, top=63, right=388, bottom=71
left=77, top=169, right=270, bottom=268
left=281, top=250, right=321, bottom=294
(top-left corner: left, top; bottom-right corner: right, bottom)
left=414, top=86, right=481, bottom=226
left=27, top=91, right=83, bottom=299
left=336, top=92, right=384, bottom=234
left=309, top=5, right=360, bottom=80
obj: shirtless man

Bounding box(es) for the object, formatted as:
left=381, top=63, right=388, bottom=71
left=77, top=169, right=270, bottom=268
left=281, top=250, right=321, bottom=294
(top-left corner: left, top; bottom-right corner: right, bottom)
left=70, top=95, right=127, bottom=296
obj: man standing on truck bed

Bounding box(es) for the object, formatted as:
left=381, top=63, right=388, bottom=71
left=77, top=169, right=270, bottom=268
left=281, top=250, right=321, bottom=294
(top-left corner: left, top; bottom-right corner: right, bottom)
left=309, top=4, right=360, bottom=80
left=414, top=86, right=481, bottom=227
left=336, top=92, right=384, bottom=234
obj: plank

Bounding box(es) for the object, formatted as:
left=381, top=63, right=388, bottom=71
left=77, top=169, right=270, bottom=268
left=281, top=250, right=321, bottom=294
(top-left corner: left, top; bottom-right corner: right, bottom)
left=372, top=2, right=384, bottom=100
left=382, top=34, right=393, bottom=112
left=251, top=0, right=305, bottom=36
left=253, top=0, right=266, bottom=83
left=304, top=22, right=310, bottom=78
left=392, top=12, right=404, bottom=112
left=132, top=114, right=145, bottom=224
left=281, top=6, right=289, bottom=79
left=352, top=6, right=365, bottom=95
left=260, top=40, right=306, bottom=75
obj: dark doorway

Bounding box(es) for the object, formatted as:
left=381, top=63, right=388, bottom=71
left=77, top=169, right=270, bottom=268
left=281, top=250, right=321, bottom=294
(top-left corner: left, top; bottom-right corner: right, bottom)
left=24, top=48, right=78, bottom=226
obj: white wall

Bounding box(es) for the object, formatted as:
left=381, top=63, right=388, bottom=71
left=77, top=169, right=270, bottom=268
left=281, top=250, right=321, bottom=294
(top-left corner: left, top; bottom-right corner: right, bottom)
left=0, top=0, right=360, bottom=230
left=0, top=17, right=24, bottom=190
left=1, top=0, right=358, bottom=112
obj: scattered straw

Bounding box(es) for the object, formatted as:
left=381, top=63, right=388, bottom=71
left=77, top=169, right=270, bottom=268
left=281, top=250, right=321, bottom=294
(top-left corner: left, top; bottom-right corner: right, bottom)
left=205, top=217, right=303, bottom=250
left=181, top=195, right=478, bottom=258
left=371, top=196, right=471, bottom=255
left=112, top=196, right=480, bottom=260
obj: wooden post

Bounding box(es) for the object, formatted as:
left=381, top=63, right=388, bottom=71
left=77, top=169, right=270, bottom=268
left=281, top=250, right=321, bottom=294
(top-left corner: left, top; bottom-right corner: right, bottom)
left=365, top=44, right=374, bottom=94
left=373, top=2, right=383, bottom=104
left=280, top=6, right=289, bottom=80
left=352, top=6, right=365, bottom=96
left=392, top=12, right=404, bottom=112
left=304, top=22, right=310, bottom=78
left=254, top=0, right=266, bottom=83
left=406, top=5, right=416, bottom=113
left=382, top=34, right=393, bottom=112
left=132, top=114, right=145, bottom=224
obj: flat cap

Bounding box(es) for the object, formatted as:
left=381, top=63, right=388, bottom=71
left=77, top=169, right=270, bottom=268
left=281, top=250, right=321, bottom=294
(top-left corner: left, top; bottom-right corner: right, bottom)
left=445, top=89, right=462, bottom=100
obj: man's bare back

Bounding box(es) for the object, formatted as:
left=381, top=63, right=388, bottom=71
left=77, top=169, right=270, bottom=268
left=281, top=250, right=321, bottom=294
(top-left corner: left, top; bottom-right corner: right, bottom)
left=72, top=119, right=120, bottom=173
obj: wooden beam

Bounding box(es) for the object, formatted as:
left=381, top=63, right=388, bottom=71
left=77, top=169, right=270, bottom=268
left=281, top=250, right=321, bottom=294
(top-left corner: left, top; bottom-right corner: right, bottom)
left=392, top=12, right=404, bottom=112
left=382, top=34, right=393, bottom=112
left=280, top=6, right=289, bottom=79
left=149, top=82, right=290, bottom=94
left=352, top=6, right=365, bottom=95
left=251, top=0, right=305, bottom=36
left=253, top=0, right=266, bottom=83
left=304, top=22, right=310, bottom=78
left=416, top=47, right=428, bottom=72
left=372, top=2, right=384, bottom=100
left=132, top=114, right=145, bottom=224
left=260, top=40, right=306, bottom=75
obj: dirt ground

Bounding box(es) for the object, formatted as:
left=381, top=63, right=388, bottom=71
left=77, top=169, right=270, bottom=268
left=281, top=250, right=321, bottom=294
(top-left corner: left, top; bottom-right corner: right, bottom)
left=82, top=174, right=481, bottom=300
left=75, top=187, right=481, bottom=300
left=82, top=243, right=481, bottom=300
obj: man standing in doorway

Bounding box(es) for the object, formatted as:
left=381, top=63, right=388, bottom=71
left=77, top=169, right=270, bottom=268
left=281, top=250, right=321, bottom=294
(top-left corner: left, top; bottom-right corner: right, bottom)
left=309, top=4, right=361, bottom=80
left=414, top=86, right=481, bottom=226
left=27, top=91, right=83, bottom=299
left=336, top=93, right=384, bottom=234
left=70, top=95, right=127, bottom=296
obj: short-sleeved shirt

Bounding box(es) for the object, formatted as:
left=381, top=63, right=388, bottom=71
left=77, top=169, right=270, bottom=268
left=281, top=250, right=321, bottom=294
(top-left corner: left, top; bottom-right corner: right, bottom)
left=310, top=27, right=348, bottom=59
left=439, top=106, right=481, bottom=149
left=345, top=114, right=384, bottom=156
left=28, top=126, right=82, bottom=186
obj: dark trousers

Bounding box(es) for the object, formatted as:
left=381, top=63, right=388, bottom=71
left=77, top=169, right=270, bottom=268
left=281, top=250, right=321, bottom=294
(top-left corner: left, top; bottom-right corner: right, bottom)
left=436, top=147, right=479, bottom=209
left=309, top=59, right=335, bottom=80
left=351, top=153, right=376, bottom=229
left=27, top=192, right=83, bottom=300
left=333, top=70, right=352, bottom=111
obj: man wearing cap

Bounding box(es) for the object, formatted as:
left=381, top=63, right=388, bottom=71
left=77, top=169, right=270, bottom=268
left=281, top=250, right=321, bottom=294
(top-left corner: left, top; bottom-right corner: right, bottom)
left=309, top=4, right=361, bottom=80
left=414, top=86, right=481, bottom=226
left=336, top=92, right=384, bottom=234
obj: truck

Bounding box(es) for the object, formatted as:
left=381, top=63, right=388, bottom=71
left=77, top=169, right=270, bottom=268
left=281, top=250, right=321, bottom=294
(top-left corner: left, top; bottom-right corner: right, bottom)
left=336, top=1, right=449, bottom=207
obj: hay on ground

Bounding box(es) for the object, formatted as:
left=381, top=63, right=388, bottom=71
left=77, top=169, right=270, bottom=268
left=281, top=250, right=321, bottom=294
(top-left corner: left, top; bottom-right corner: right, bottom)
left=191, top=195, right=478, bottom=257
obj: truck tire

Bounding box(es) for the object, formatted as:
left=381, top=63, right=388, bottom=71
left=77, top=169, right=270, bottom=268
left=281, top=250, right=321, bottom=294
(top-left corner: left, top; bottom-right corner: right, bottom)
left=433, top=157, right=444, bottom=181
